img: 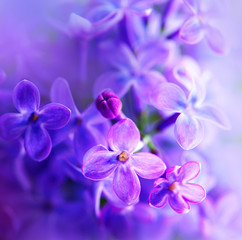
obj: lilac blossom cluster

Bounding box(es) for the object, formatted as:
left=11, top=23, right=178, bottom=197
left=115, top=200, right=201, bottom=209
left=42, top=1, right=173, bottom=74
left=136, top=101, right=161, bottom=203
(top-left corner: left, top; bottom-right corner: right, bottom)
left=0, top=0, right=242, bottom=239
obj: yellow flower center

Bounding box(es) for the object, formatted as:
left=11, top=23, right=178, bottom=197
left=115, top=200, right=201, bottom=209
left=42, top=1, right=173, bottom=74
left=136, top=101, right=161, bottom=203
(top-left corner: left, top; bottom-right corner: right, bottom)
left=168, top=182, right=178, bottom=191
left=118, top=151, right=129, bottom=162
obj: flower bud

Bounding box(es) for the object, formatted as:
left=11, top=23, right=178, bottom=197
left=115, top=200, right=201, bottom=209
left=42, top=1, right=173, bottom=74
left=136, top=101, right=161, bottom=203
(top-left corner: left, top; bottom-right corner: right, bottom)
left=96, top=90, right=122, bottom=119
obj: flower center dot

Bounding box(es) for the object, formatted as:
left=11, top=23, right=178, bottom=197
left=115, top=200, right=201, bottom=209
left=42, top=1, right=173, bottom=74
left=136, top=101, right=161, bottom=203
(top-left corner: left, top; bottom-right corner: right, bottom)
left=30, top=113, right=39, bottom=122
left=169, top=182, right=177, bottom=191
left=118, top=151, right=129, bottom=162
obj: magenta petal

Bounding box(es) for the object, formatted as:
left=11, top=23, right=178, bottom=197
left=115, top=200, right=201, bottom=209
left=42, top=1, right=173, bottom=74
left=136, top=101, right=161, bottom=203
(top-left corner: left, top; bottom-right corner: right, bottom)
left=168, top=193, right=190, bottom=214
left=0, top=113, right=26, bottom=140
left=179, top=16, right=204, bottom=44
left=174, top=114, right=204, bottom=150
left=50, top=77, right=78, bottom=115
left=13, top=80, right=40, bottom=113
left=131, top=152, right=166, bottom=179
left=150, top=82, right=186, bottom=112
left=149, top=188, right=168, bottom=208
left=24, top=125, right=52, bottom=161
left=195, top=104, right=231, bottom=129
left=178, top=161, right=201, bottom=182
left=93, top=71, right=133, bottom=98
left=205, top=26, right=227, bottom=54
left=113, top=164, right=140, bottom=204
left=107, top=119, right=140, bottom=152
left=180, top=183, right=206, bottom=203
left=82, top=150, right=117, bottom=180
left=39, top=103, right=71, bottom=130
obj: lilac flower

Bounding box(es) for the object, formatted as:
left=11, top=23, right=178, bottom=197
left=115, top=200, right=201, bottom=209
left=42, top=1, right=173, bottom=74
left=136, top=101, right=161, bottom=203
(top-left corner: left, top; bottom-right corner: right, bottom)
left=96, top=90, right=122, bottom=119
left=149, top=161, right=206, bottom=214
left=50, top=77, right=110, bottom=162
left=150, top=81, right=230, bottom=150
left=69, top=0, right=167, bottom=39
left=93, top=41, right=172, bottom=103
left=82, top=118, right=166, bottom=205
left=0, top=80, right=71, bottom=161
left=179, top=0, right=227, bottom=54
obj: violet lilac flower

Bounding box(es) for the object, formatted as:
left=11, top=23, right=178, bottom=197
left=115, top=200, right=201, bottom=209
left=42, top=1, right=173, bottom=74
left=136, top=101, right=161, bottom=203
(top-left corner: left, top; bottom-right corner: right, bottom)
left=179, top=0, right=227, bottom=54
left=149, top=161, right=206, bottom=214
left=69, top=0, right=167, bottom=39
left=0, top=80, right=71, bottom=161
left=150, top=81, right=230, bottom=150
left=82, top=118, right=166, bottom=205
left=93, top=41, right=172, bottom=103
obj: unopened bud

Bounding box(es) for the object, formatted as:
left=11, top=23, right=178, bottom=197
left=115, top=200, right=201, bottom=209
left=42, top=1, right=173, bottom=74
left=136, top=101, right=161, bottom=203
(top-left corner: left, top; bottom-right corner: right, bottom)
left=96, top=90, right=122, bottom=119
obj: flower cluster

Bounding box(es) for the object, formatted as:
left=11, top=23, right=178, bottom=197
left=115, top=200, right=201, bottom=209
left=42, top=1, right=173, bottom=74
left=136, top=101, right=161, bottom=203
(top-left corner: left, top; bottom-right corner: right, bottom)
left=0, top=0, right=241, bottom=240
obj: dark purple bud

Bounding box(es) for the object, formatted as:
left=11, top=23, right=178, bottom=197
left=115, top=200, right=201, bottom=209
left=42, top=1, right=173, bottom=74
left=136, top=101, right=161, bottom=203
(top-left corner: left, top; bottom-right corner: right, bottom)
left=96, top=90, right=122, bottom=119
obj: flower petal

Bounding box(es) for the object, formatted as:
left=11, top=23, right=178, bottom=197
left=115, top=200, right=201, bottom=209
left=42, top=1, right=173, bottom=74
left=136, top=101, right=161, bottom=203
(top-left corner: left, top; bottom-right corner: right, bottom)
left=180, top=183, right=206, bottom=203
left=82, top=145, right=107, bottom=165
left=24, top=125, right=52, bottom=161
left=168, top=193, right=190, bottom=214
left=69, top=13, right=92, bottom=38
left=113, top=164, right=140, bottom=204
left=205, top=26, right=227, bottom=54
left=50, top=77, right=78, bottom=115
left=0, top=113, right=26, bottom=140
left=39, top=103, right=71, bottom=130
left=183, top=0, right=199, bottom=14
left=179, top=16, right=204, bottom=44
left=174, top=114, right=204, bottom=150
left=131, top=152, right=166, bottom=179
left=150, top=82, right=186, bottom=112
left=93, top=71, right=133, bottom=98
left=13, top=80, right=40, bottom=113
left=195, top=104, right=231, bottom=129
left=73, top=124, right=100, bottom=161
left=82, top=150, right=117, bottom=180
left=149, top=188, right=168, bottom=208
left=107, top=118, right=140, bottom=152
left=135, top=71, right=166, bottom=103
left=178, top=161, right=201, bottom=182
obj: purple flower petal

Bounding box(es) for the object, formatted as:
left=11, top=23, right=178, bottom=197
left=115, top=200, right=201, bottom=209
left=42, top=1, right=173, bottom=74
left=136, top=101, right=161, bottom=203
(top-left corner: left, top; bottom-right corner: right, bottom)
left=174, top=114, right=204, bottom=150
left=150, top=82, right=186, bottom=112
left=195, top=104, right=231, bottom=129
left=149, top=188, right=168, bottom=208
left=82, top=145, right=107, bottom=165
left=39, top=103, right=71, bottom=130
left=113, top=164, right=140, bottom=204
left=168, top=193, right=190, bottom=214
left=73, top=125, right=100, bottom=161
left=0, top=69, right=6, bottom=85
left=183, top=0, right=199, bottom=14
left=91, top=10, right=123, bottom=37
left=69, top=13, right=92, bottom=38
left=0, top=113, right=26, bottom=140
left=166, top=165, right=181, bottom=182
left=50, top=77, right=78, bottom=115
left=180, top=183, right=206, bottom=203
left=205, top=26, right=227, bottom=54
left=137, top=41, right=172, bottom=70
left=131, top=152, right=166, bottom=179
left=134, top=71, right=166, bottom=103
left=178, top=161, right=201, bottom=182
left=24, top=125, right=52, bottom=161
left=179, top=16, right=204, bottom=44
left=82, top=150, right=117, bottom=180
left=13, top=80, right=40, bottom=113
left=107, top=119, right=140, bottom=153
left=93, top=71, right=133, bottom=98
